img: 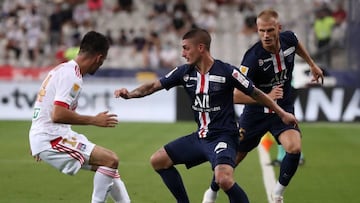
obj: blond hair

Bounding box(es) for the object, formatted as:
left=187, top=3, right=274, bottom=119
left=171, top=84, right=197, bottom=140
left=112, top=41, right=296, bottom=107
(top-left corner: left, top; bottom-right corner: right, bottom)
left=257, top=9, right=279, bottom=23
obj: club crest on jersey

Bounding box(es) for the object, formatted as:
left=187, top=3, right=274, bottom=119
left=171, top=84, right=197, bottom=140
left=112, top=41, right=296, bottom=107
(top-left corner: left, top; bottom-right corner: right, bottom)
left=70, top=83, right=80, bottom=98
left=258, top=59, right=264, bottom=66
left=76, top=142, right=87, bottom=151
left=183, top=74, right=189, bottom=82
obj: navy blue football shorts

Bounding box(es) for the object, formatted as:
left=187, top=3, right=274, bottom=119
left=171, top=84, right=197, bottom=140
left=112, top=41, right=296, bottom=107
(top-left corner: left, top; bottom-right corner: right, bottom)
left=164, top=132, right=239, bottom=169
left=237, top=112, right=301, bottom=152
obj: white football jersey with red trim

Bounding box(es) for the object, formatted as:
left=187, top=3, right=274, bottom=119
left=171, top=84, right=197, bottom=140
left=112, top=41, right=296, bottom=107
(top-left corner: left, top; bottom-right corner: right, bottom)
left=29, top=60, right=83, bottom=155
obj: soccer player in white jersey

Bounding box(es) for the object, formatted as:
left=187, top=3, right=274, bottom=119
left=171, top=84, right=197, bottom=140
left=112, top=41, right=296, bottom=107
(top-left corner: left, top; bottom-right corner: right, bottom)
left=29, top=31, right=130, bottom=203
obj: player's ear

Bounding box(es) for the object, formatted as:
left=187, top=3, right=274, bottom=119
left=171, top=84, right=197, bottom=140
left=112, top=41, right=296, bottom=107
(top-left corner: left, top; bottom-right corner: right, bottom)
left=95, top=54, right=104, bottom=63
left=278, top=23, right=282, bottom=31
left=198, top=43, right=205, bottom=52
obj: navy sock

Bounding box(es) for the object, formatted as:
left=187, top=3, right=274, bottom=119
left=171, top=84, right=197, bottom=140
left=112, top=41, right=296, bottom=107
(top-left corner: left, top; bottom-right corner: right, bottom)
left=210, top=175, right=220, bottom=191
left=156, top=166, right=189, bottom=203
left=279, top=152, right=301, bottom=186
left=225, top=183, right=249, bottom=203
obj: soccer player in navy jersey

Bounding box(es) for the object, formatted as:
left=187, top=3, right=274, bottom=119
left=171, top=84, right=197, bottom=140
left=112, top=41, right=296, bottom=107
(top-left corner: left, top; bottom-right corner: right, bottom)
left=114, top=28, right=297, bottom=203
left=202, top=9, right=324, bottom=203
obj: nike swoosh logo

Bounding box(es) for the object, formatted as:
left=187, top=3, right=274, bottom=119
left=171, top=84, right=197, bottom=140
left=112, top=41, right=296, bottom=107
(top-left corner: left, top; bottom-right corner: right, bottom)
left=263, top=64, right=271, bottom=71
left=186, top=84, right=195, bottom=87
left=215, top=148, right=226, bottom=154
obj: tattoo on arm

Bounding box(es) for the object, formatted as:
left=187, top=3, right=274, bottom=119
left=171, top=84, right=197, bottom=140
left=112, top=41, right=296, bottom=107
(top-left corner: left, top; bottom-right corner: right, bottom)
left=250, top=88, right=266, bottom=105
left=130, top=81, right=161, bottom=98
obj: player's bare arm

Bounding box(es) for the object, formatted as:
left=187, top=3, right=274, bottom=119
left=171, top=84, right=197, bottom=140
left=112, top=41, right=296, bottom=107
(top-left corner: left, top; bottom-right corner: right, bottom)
left=296, top=41, right=324, bottom=84
left=52, top=105, right=118, bottom=127
left=234, top=85, right=283, bottom=104
left=114, top=80, right=163, bottom=99
left=250, top=87, right=298, bottom=126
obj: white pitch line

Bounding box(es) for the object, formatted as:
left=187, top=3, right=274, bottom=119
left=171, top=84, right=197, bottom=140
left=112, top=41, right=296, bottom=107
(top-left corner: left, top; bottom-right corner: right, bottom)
left=257, top=145, right=276, bottom=203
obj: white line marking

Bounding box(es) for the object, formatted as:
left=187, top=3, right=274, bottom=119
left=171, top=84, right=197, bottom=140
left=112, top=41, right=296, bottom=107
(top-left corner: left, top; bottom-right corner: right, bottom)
left=257, top=145, right=276, bottom=203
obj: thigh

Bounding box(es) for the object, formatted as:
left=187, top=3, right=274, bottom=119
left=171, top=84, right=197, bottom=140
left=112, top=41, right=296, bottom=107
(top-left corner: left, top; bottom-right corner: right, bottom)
left=204, top=134, right=239, bottom=169
left=89, top=145, right=118, bottom=168
left=39, top=149, right=83, bottom=175
left=238, top=113, right=271, bottom=152
left=164, top=133, right=207, bottom=169
left=269, top=114, right=301, bottom=144
left=46, top=133, right=95, bottom=168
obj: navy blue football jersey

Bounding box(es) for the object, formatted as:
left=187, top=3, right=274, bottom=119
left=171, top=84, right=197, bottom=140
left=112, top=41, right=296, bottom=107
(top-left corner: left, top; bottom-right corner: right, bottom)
left=160, top=59, right=254, bottom=138
left=240, top=31, right=298, bottom=113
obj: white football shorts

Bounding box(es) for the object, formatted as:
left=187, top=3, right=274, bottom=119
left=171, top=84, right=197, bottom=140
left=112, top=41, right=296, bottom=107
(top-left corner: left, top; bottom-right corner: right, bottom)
left=39, top=132, right=95, bottom=175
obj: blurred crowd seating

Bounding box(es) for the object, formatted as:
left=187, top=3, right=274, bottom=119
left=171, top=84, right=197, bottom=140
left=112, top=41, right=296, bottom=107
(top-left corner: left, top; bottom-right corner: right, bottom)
left=0, top=0, right=349, bottom=73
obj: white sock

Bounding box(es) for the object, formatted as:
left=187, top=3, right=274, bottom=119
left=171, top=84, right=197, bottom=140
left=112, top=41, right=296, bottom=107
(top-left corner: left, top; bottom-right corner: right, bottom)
left=273, top=181, right=286, bottom=196
left=110, top=178, right=131, bottom=203
left=91, top=166, right=116, bottom=203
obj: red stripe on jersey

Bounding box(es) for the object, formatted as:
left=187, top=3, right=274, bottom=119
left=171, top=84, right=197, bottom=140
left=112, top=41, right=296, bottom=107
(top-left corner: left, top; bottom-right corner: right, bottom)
left=275, top=53, right=282, bottom=72
left=199, top=112, right=207, bottom=138
left=200, top=74, right=205, bottom=93
left=54, top=101, right=69, bottom=109
left=199, top=74, right=207, bottom=138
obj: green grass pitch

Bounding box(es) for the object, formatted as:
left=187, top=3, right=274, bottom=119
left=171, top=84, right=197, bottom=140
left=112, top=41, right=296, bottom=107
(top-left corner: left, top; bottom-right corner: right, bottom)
left=0, top=121, right=359, bottom=203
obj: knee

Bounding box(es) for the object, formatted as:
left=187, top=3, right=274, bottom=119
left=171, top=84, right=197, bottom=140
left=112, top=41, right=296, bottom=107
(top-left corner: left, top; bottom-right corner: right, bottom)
left=149, top=153, right=163, bottom=170
left=285, top=143, right=301, bottom=154
left=108, top=152, right=119, bottom=169
left=216, top=174, right=234, bottom=191
left=149, top=153, right=157, bottom=168
left=149, top=148, right=172, bottom=170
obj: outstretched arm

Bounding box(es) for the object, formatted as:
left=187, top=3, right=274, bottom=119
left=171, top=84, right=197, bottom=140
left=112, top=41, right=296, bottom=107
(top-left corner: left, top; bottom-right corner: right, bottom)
left=250, top=87, right=298, bottom=126
left=296, top=41, right=324, bottom=84
left=52, top=106, right=118, bottom=127
left=114, top=80, right=163, bottom=99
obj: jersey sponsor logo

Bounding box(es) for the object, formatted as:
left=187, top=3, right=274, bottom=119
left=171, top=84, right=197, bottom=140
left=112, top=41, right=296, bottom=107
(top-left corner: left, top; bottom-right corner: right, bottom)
left=264, top=58, right=272, bottom=62
left=194, top=94, right=210, bottom=109
left=214, top=142, right=228, bottom=154
left=165, top=67, right=178, bottom=78
left=240, top=66, right=249, bottom=75
left=192, top=105, right=221, bottom=112
left=209, top=75, right=226, bottom=83
left=192, top=94, right=221, bottom=112
left=232, top=69, right=250, bottom=88
left=259, top=58, right=273, bottom=66
left=70, top=83, right=80, bottom=98
left=283, top=46, right=295, bottom=57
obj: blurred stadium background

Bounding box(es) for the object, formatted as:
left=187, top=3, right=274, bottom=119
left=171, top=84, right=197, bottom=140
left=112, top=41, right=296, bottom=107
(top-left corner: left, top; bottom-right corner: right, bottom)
left=0, top=0, right=359, bottom=202
left=0, top=0, right=359, bottom=122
